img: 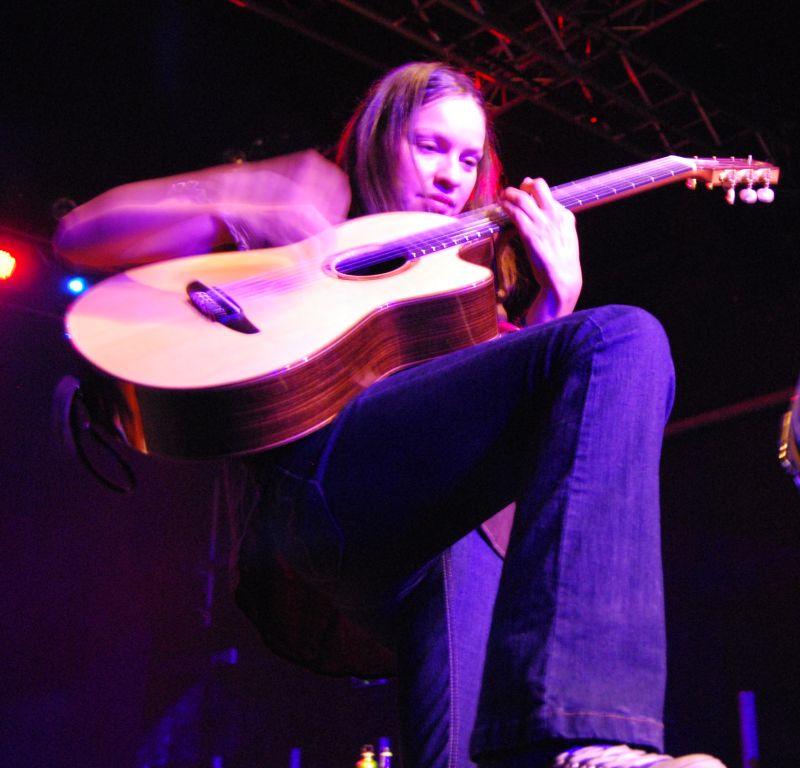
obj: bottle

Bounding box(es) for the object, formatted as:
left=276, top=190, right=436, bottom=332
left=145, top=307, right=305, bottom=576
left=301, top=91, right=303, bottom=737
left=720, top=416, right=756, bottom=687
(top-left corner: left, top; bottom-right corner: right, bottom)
left=356, top=745, right=377, bottom=768
left=378, top=744, right=393, bottom=768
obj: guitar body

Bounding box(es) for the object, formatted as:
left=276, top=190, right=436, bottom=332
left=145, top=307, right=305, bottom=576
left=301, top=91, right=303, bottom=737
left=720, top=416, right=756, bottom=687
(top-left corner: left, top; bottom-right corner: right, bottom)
left=66, top=210, right=499, bottom=459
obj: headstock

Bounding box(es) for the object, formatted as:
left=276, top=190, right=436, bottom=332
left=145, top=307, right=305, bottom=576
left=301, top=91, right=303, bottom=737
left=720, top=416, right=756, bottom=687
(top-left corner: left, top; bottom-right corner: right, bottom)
left=688, top=156, right=780, bottom=205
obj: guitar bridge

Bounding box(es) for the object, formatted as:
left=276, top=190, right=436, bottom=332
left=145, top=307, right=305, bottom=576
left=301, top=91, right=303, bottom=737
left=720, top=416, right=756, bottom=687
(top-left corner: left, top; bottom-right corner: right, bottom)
left=186, top=280, right=259, bottom=334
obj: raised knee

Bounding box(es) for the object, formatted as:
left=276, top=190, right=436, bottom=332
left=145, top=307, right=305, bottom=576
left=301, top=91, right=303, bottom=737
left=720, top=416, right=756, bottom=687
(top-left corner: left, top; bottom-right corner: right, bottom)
left=583, top=304, right=674, bottom=378
left=608, top=306, right=675, bottom=399
left=612, top=304, right=668, bottom=346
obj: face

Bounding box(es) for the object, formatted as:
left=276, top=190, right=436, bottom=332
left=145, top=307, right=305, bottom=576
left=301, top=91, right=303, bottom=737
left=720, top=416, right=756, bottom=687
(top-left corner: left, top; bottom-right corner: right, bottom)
left=395, top=95, right=487, bottom=215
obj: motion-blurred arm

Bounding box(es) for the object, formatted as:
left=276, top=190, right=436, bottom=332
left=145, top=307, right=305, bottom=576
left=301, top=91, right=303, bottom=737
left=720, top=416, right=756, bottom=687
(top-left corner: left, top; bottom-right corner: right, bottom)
left=53, top=149, right=351, bottom=272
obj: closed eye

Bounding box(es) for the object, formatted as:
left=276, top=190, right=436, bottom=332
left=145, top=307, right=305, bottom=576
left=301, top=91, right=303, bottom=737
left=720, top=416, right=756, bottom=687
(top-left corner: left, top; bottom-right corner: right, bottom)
left=415, top=138, right=442, bottom=153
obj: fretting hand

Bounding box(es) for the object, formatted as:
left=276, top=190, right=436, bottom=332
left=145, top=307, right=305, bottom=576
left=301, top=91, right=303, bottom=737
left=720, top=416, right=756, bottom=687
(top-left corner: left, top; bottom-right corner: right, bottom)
left=501, top=177, right=582, bottom=325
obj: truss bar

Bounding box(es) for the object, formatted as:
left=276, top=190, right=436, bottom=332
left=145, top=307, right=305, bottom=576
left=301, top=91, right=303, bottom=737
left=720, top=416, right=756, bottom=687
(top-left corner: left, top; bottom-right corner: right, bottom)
left=606, top=0, right=654, bottom=22
left=689, top=90, right=722, bottom=147
left=618, top=51, right=672, bottom=151
left=534, top=0, right=571, bottom=57
left=547, top=2, right=771, bottom=156
left=433, top=0, right=674, bottom=130
left=491, top=93, right=530, bottom=117
left=618, top=51, right=653, bottom=107
left=230, top=0, right=385, bottom=73
left=623, top=0, right=710, bottom=42
left=335, top=0, right=470, bottom=65
left=410, top=0, right=444, bottom=44
left=234, top=0, right=778, bottom=161
left=753, top=131, right=771, bottom=161
left=335, top=0, right=649, bottom=156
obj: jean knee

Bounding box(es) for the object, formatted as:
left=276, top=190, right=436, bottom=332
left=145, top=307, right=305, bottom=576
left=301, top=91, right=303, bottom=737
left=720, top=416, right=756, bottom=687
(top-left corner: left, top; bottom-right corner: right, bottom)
left=620, top=303, right=671, bottom=362
left=602, top=304, right=675, bottom=407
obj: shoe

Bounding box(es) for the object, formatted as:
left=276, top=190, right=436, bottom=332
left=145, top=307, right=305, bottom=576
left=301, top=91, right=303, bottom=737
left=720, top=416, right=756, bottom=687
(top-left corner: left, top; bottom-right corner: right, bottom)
left=555, top=745, right=726, bottom=768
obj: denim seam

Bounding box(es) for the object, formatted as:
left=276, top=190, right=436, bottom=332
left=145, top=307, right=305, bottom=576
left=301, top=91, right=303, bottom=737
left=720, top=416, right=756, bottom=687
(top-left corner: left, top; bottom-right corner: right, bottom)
left=443, top=547, right=461, bottom=768
left=542, top=314, right=601, bottom=717
left=313, top=398, right=355, bottom=490
left=552, top=708, right=664, bottom=728
left=272, top=465, right=345, bottom=578
left=275, top=466, right=340, bottom=536
left=543, top=313, right=666, bottom=737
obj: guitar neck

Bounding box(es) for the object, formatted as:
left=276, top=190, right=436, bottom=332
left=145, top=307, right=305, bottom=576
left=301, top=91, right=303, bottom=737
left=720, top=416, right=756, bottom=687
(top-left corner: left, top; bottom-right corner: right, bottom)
left=336, top=154, right=778, bottom=275
left=371, top=157, right=698, bottom=262
left=551, top=154, right=699, bottom=210
left=467, top=155, right=705, bottom=229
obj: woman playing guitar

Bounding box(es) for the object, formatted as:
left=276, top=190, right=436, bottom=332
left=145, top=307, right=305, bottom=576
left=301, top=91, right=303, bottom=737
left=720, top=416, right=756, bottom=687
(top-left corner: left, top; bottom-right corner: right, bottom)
left=55, top=62, right=725, bottom=768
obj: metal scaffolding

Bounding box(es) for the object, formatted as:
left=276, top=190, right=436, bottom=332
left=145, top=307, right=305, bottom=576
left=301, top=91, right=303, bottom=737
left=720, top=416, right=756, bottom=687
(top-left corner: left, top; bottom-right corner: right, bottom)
left=235, top=0, right=778, bottom=161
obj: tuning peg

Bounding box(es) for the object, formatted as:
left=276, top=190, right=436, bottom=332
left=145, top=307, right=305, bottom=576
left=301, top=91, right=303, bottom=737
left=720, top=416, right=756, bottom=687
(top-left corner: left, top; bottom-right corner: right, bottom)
left=739, top=186, right=757, bottom=204
left=757, top=186, right=775, bottom=203
left=725, top=187, right=736, bottom=205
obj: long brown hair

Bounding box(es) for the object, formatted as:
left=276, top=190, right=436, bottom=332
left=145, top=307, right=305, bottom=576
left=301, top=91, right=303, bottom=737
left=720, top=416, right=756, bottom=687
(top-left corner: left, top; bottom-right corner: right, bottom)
left=336, top=61, right=502, bottom=216
left=336, top=61, right=534, bottom=323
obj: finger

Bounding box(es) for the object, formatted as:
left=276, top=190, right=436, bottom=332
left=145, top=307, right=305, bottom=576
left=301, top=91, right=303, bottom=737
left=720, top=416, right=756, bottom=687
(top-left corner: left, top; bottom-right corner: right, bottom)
left=519, top=177, right=558, bottom=212
left=502, top=189, right=574, bottom=239
left=501, top=185, right=547, bottom=225
left=500, top=192, right=540, bottom=236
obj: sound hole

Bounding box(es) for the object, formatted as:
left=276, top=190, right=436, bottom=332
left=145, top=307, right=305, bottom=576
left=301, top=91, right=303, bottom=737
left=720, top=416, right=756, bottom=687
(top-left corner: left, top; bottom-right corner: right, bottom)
left=339, top=256, right=408, bottom=276
left=332, top=247, right=411, bottom=280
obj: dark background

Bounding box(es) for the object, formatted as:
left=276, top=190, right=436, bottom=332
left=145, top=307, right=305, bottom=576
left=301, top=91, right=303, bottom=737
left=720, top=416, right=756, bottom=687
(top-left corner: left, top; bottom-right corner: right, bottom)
left=1, top=1, right=799, bottom=767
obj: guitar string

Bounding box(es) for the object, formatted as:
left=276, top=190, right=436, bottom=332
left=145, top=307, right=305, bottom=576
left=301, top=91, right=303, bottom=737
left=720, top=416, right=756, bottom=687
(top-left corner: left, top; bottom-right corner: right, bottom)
left=219, top=153, right=664, bottom=298
left=216, top=206, right=508, bottom=298
left=209, top=157, right=697, bottom=301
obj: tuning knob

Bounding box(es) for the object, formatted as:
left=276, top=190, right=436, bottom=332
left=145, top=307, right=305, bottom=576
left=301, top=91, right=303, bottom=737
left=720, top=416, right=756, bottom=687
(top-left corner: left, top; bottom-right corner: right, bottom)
left=757, top=186, right=775, bottom=203
left=739, top=187, right=757, bottom=204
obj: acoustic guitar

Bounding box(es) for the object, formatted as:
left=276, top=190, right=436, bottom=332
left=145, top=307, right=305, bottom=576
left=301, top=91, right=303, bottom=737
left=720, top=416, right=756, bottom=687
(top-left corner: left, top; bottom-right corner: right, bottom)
left=65, top=155, right=779, bottom=459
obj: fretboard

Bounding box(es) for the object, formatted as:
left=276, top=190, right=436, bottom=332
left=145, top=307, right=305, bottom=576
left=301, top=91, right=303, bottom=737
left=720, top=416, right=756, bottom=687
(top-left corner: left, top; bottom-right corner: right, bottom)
left=336, top=155, right=700, bottom=274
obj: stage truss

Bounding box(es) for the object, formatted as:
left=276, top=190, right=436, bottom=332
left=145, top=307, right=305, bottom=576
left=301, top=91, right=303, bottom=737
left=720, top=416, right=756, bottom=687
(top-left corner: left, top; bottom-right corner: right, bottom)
left=233, top=0, right=779, bottom=161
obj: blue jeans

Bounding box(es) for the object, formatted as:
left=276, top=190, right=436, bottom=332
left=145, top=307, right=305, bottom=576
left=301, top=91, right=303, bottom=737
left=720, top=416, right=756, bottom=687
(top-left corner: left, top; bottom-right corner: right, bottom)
left=237, top=304, right=675, bottom=767
left=395, top=529, right=503, bottom=768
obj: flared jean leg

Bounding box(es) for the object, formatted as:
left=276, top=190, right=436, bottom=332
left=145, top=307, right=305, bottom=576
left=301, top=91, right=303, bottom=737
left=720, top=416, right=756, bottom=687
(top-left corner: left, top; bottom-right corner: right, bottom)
left=470, top=306, right=674, bottom=761
left=396, top=530, right=503, bottom=768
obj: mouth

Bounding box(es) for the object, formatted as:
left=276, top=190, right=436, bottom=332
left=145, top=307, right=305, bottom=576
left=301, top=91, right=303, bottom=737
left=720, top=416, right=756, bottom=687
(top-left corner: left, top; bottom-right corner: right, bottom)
left=423, top=194, right=455, bottom=214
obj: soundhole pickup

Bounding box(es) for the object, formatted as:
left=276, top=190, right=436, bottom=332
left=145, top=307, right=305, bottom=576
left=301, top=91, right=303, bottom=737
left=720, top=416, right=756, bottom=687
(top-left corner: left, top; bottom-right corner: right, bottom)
left=186, top=280, right=259, bottom=334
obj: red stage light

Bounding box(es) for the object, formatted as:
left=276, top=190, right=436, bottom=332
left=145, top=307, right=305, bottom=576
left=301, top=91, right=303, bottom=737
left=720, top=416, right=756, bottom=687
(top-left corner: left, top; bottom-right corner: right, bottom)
left=0, top=249, right=17, bottom=280
left=0, top=230, right=44, bottom=291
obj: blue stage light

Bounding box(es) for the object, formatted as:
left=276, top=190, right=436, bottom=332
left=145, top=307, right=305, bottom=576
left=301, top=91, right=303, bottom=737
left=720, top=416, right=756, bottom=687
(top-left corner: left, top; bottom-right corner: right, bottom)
left=66, top=276, right=88, bottom=295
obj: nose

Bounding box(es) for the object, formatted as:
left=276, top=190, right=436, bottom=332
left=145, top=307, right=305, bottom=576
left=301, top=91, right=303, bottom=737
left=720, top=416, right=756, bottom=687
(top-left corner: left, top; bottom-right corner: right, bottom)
left=434, top=152, right=463, bottom=190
